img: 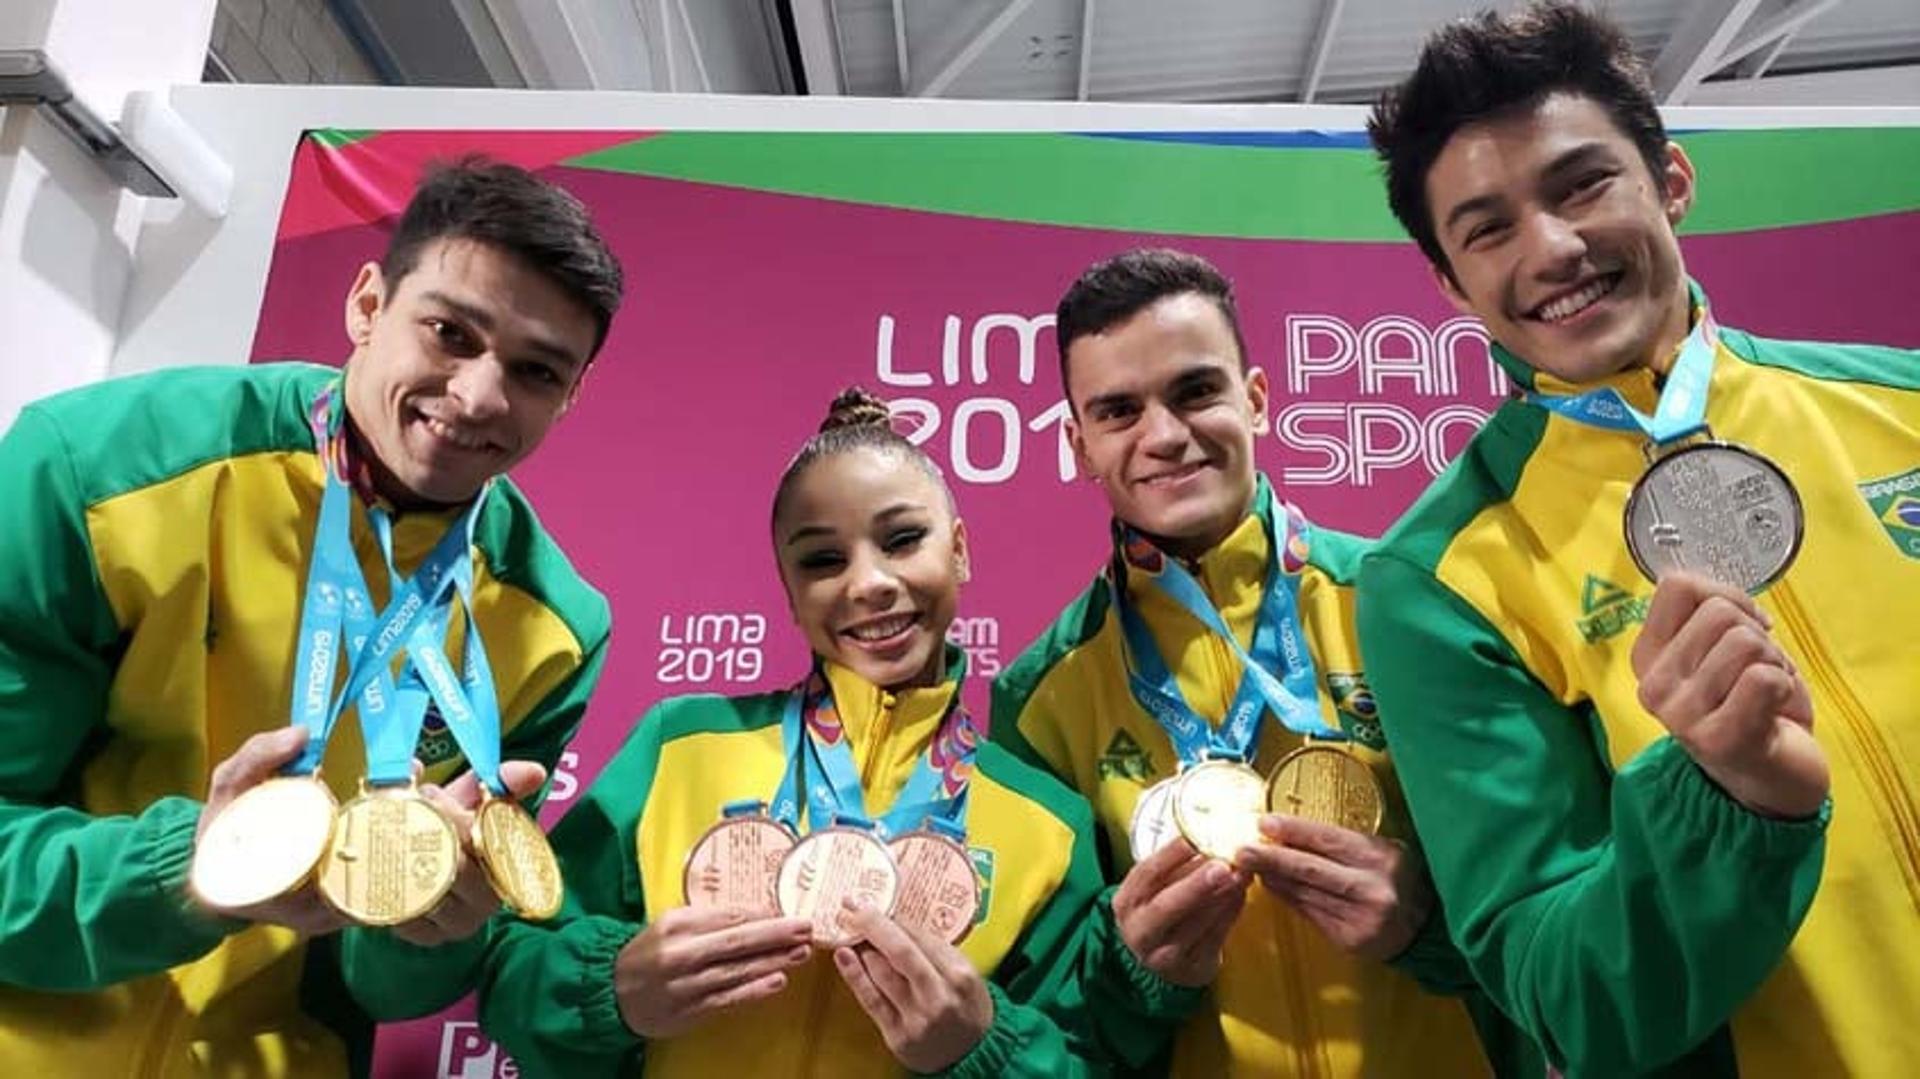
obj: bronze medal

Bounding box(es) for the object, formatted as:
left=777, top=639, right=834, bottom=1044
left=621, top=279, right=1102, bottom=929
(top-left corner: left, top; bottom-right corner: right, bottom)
left=473, top=795, right=565, bottom=921
left=887, top=829, right=980, bottom=946
left=682, top=813, right=796, bottom=917
left=318, top=784, right=461, bottom=926
left=775, top=826, right=900, bottom=948
left=1265, top=744, right=1385, bottom=836
left=190, top=773, right=339, bottom=910
left=1172, top=760, right=1267, bottom=861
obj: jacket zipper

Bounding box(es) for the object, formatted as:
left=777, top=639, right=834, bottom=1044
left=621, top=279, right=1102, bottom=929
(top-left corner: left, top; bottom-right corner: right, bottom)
left=1202, top=563, right=1321, bottom=1078
left=1771, top=581, right=1920, bottom=907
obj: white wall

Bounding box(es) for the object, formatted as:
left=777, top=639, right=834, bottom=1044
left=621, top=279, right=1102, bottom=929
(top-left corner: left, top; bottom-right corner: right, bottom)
left=0, top=0, right=216, bottom=429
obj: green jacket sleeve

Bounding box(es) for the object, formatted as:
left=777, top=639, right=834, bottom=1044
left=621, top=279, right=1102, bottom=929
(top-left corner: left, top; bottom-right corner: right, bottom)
left=477, top=702, right=664, bottom=1077
left=1356, top=553, right=1827, bottom=1077
left=987, top=667, right=1202, bottom=1072
left=941, top=771, right=1103, bottom=1079
left=0, top=406, right=241, bottom=990
left=953, top=750, right=1197, bottom=1078
left=339, top=631, right=611, bottom=1019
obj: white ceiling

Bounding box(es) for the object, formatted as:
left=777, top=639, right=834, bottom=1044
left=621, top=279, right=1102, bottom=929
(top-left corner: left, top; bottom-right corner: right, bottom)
left=332, top=0, right=1920, bottom=106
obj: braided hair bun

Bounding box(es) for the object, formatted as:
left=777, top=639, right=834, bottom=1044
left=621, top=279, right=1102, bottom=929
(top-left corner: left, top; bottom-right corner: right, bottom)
left=818, top=387, right=893, bottom=434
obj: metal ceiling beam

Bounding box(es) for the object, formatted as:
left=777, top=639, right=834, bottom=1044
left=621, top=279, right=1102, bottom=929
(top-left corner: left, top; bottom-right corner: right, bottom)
left=1719, top=0, right=1843, bottom=71
left=785, top=0, right=844, bottom=94
left=1652, top=0, right=1766, bottom=103
left=915, top=0, right=1036, bottom=97
left=482, top=0, right=600, bottom=88
left=891, top=0, right=910, bottom=92
left=1075, top=0, right=1095, bottom=101
left=671, top=0, right=714, bottom=91
left=1300, top=0, right=1346, bottom=103
left=1744, top=29, right=1797, bottom=79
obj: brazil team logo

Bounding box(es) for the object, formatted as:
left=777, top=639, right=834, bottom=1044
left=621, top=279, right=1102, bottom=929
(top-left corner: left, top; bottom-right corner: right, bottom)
left=1324, top=672, right=1386, bottom=750
left=1860, top=467, right=1920, bottom=560
left=1575, top=574, right=1651, bottom=644
left=967, top=847, right=995, bottom=926
left=1097, top=729, right=1158, bottom=782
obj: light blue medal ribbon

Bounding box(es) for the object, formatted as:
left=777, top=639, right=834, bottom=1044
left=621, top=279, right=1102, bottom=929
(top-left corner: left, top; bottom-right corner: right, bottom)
left=1110, top=486, right=1338, bottom=769
left=368, top=497, right=506, bottom=794
left=287, top=461, right=394, bottom=775
left=766, top=669, right=978, bottom=841
left=1522, top=311, right=1720, bottom=447
left=352, top=495, right=489, bottom=787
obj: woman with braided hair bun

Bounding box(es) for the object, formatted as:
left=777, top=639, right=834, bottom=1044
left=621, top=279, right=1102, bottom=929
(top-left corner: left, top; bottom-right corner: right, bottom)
left=479, top=388, right=1177, bottom=1076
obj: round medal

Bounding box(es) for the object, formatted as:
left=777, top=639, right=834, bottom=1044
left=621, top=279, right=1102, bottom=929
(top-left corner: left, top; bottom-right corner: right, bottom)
left=1265, top=744, right=1384, bottom=836
left=888, top=830, right=980, bottom=945
left=1624, top=442, right=1804, bottom=593
left=1171, top=760, right=1267, bottom=861
left=472, top=796, right=565, bottom=921
left=190, top=774, right=339, bottom=910
left=682, top=813, right=796, bottom=917
left=318, top=785, right=461, bottom=926
left=1127, top=776, right=1182, bottom=863
left=775, top=826, right=900, bottom=948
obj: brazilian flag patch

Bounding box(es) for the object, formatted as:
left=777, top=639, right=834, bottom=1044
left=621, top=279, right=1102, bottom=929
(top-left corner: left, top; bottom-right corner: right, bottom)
left=1860, top=468, right=1920, bottom=560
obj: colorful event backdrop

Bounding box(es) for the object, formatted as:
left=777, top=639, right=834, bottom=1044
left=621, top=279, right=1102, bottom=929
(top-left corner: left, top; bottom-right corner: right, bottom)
left=250, top=125, right=1920, bottom=1077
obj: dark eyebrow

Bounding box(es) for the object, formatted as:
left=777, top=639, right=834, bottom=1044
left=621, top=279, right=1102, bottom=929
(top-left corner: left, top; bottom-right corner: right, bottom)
left=1442, top=191, right=1505, bottom=235
left=1542, top=142, right=1614, bottom=180
left=419, top=290, right=583, bottom=368
left=1168, top=364, right=1227, bottom=392
left=1081, top=390, right=1138, bottom=415
left=783, top=502, right=929, bottom=547
left=1442, top=142, right=1619, bottom=234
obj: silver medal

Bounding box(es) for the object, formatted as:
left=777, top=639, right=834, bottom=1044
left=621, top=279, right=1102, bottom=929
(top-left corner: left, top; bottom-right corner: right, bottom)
left=1128, top=776, right=1181, bottom=863
left=1623, top=442, right=1803, bottom=593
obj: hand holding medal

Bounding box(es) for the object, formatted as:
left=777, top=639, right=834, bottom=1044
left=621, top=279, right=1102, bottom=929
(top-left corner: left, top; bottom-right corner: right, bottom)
left=188, top=726, right=353, bottom=935
left=1528, top=311, right=1826, bottom=816
left=1629, top=573, right=1826, bottom=819
left=833, top=897, right=995, bottom=1074
left=612, top=907, right=815, bottom=1039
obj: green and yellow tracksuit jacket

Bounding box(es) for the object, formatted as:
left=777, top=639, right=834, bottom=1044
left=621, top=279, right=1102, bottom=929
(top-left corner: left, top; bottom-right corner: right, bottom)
left=0, top=363, right=610, bottom=1076
left=479, top=653, right=1179, bottom=1077
left=1355, top=294, right=1920, bottom=1077
left=993, top=478, right=1528, bottom=1077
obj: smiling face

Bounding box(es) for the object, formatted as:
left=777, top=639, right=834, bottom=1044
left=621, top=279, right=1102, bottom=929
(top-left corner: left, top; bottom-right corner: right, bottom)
left=341, top=237, right=598, bottom=506
left=1064, top=292, right=1269, bottom=558
left=1425, top=92, right=1696, bottom=384
left=774, top=447, right=969, bottom=691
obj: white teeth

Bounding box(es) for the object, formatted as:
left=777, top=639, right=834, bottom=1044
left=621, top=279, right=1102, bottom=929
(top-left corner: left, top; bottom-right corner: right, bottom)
left=847, top=615, right=915, bottom=642
left=1537, top=276, right=1616, bottom=323
left=423, top=415, right=487, bottom=451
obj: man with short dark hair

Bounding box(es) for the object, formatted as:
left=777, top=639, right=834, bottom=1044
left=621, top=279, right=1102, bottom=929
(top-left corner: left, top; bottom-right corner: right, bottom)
left=0, top=159, right=623, bottom=1075
left=1360, top=3, right=1919, bottom=1075
left=994, top=248, right=1530, bottom=1076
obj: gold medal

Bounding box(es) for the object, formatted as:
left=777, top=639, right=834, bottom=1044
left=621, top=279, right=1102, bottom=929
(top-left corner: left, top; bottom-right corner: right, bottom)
left=1266, top=744, right=1384, bottom=836
left=473, top=795, right=565, bottom=921
left=1172, top=760, right=1267, bottom=861
left=318, top=783, right=461, bottom=926
left=775, top=826, right=900, bottom=948
left=888, top=829, right=979, bottom=946
left=683, top=812, right=796, bottom=917
left=191, top=774, right=339, bottom=910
